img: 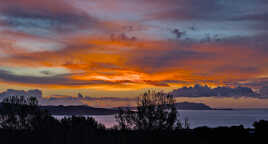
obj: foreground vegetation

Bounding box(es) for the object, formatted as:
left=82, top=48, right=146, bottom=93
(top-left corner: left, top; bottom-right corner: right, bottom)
left=0, top=91, right=267, bottom=144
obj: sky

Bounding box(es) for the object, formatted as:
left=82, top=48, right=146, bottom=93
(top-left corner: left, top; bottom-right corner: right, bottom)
left=0, top=0, right=268, bottom=108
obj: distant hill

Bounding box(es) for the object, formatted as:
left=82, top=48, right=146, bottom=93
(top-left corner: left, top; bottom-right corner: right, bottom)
left=174, top=102, right=212, bottom=110
left=0, top=102, right=213, bottom=116
left=114, top=102, right=213, bottom=111
left=41, top=102, right=213, bottom=115
left=40, top=105, right=119, bottom=115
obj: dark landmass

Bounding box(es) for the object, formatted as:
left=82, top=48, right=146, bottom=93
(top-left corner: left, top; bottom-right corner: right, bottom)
left=40, top=105, right=119, bottom=115
left=174, top=102, right=212, bottom=110
left=113, top=102, right=213, bottom=111
left=1, top=102, right=219, bottom=116
left=213, top=108, right=233, bottom=110
left=40, top=102, right=213, bottom=115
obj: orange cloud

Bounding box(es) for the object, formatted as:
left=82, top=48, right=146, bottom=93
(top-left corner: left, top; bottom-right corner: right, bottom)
left=0, top=34, right=266, bottom=90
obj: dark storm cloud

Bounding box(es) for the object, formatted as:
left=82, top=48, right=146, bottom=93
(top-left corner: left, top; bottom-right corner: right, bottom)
left=171, top=85, right=263, bottom=98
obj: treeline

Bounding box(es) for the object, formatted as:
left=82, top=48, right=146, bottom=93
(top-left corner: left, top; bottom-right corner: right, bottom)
left=0, top=91, right=267, bottom=144
left=0, top=119, right=267, bottom=144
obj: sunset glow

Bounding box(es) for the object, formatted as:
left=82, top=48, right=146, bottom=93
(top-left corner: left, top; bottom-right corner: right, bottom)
left=0, top=0, right=268, bottom=108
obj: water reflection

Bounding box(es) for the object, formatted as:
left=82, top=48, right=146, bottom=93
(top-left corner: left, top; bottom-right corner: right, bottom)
left=54, top=110, right=268, bottom=128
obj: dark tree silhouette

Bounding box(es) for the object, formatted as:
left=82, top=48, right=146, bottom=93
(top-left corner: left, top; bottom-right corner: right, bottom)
left=0, top=95, right=265, bottom=144
left=61, top=116, right=105, bottom=131
left=0, top=96, right=50, bottom=130
left=115, top=90, right=184, bottom=130
left=253, top=120, right=268, bottom=138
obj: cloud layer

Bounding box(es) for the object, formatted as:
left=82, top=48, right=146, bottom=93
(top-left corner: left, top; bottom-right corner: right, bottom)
left=0, top=0, right=268, bottom=107
left=171, top=85, right=265, bottom=98
left=0, top=89, right=137, bottom=107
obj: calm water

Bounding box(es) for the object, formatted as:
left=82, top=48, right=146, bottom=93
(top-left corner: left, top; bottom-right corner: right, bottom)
left=55, top=109, right=268, bottom=128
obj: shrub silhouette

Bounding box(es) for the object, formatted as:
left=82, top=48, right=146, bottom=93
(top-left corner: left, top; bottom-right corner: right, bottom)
left=115, top=90, right=183, bottom=130
left=0, top=96, right=51, bottom=130
left=0, top=95, right=265, bottom=144
left=61, top=116, right=105, bottom=131
left=253, top=120, right=268, bottom=138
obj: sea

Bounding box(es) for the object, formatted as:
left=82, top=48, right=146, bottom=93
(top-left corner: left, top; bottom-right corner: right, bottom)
left=54, top=109, right=268, bottom=129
